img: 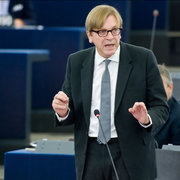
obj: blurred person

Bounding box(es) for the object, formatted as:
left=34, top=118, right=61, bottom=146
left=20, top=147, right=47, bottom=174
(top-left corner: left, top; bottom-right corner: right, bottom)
left=0, top=0, right=36, bottom=28
left=52, top=4, right=169, bottom=180
left=155, top=64, right=180, bottom=148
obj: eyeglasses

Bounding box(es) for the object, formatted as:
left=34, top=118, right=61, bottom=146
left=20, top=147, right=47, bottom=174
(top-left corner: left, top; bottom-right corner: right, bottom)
left=90, top=28, right=122, bottom=37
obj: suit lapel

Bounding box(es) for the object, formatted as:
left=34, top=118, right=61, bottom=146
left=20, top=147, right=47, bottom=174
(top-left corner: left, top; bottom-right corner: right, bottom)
left=81, top=48, right=95, bottom=126
left=115, top=42, right=133, bottom=114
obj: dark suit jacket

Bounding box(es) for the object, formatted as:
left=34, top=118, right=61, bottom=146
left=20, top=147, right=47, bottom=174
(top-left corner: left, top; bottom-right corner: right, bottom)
left=56, top=42, right=169, bottom=180
left=9, top=0, right=36, bottom=25
left=155, top=96, right=180, bottom=148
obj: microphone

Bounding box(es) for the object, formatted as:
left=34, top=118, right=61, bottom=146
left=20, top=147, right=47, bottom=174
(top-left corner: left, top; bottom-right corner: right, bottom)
left=94, top=109, right=100, bottom=118
left=94, top=109, right=119, bottom=180
left=150, top=9, right=159, bottom=50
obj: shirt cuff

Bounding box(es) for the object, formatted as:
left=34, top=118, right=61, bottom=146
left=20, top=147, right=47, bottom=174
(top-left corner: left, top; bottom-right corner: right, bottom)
left=139, top=114, right=152, bottom=128
left=55, top=108, right=70, bottom=122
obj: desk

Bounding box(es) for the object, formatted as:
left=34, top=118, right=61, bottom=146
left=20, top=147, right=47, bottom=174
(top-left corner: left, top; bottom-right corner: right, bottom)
left=155, top=149, right=180, bottom=180
left=4, top=149, right=76, bottom=180
left=0, top=50, right=49, bottom=145
left=5, top=148, right=180, bottom=180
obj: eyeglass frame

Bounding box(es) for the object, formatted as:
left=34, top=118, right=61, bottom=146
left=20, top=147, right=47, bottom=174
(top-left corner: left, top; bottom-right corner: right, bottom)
left=90, top=28, right=123, bottom=37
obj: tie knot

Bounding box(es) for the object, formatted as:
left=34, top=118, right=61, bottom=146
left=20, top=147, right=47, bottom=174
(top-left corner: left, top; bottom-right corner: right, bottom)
left=104, top=59, right=111, bottom=67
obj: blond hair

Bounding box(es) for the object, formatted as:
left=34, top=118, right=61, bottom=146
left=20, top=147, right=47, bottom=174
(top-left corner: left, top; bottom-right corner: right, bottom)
left=85, top=5, right=123, bottom=31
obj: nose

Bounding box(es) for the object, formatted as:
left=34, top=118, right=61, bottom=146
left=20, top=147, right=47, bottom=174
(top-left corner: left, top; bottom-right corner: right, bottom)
left=106, top=31, right=114, bottom=39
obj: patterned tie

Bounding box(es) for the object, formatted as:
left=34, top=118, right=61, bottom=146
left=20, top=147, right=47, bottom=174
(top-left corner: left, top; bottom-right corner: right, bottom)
left=97, top=59, right=111, bottom=144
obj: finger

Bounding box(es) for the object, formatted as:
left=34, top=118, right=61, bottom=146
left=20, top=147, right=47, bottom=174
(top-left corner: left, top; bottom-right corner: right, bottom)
left=53, top=98, right=69, bottom=109
left=55, top=92, right=69, bottom=102
left=58, top=91, right=68, bottom=98
left=133, top=102, right=145, bottom=110
left=137, top=102, right=147, bottom=112
left=53, top=98, right=65, bottom=105
left=53, top=98, right=68, bottom=109
left=53, top=103, right=67, bottom=110
left=130, top=102, right=139, bottom=112
left=128, top=108, right=134, bottom=113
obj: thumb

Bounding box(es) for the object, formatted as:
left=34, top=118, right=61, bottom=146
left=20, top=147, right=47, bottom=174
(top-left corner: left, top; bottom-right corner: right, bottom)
left=128, top=108, right=134, bottom=114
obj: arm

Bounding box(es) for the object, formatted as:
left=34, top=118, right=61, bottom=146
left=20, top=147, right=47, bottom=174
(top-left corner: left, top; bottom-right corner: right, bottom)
left=52, top=54, right=75, bottom=126
left=145, top=51, right=169, bottom=132
left=129, top=49, right=169, bottom=132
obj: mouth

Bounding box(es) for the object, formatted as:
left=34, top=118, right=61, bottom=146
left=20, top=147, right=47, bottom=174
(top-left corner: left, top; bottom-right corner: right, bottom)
left=104, top=44, right=115, bottom=48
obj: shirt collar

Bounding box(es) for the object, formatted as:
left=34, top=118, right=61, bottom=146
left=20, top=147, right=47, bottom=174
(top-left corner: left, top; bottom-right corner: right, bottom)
left=95, top=45, right=120, bottom=66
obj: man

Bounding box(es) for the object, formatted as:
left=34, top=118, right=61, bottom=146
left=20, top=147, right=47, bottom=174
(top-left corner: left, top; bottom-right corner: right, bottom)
left=155, top=64, right=180, bottom=148
left=0, top=0, right=36, bottom=28
left=52, top=5, right=169, bottom=180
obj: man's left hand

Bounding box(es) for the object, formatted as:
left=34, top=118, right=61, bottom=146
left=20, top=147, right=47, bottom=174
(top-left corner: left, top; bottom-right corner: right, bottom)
left=129, top=102, right=150, bottom=125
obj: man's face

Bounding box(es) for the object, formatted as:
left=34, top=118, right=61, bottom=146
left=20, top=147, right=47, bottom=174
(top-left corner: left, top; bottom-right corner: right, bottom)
left=161, top=75, right=173, bottom=100
left=87, top=15, right=121, bottom=58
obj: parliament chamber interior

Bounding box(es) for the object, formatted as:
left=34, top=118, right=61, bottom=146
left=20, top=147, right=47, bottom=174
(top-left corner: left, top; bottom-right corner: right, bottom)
left=1, top=1, right=180, bottom=180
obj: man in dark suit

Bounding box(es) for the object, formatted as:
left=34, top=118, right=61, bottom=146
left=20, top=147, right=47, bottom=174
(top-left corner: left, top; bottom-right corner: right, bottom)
left=155, top=64, right=180, bottom=148
left=0, top=0, right=36, bottom=28
left=52, top=5, right=169, bottom=180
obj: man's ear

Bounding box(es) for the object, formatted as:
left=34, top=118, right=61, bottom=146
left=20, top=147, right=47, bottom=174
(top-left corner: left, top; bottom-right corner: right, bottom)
left=86, top=31, right=93, bottom=43
left=169, top=82, right=173, bottom=93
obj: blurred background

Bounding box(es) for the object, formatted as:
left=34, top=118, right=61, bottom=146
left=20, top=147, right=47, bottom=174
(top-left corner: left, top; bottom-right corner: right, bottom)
left=1, top=0, right=180, bottom=179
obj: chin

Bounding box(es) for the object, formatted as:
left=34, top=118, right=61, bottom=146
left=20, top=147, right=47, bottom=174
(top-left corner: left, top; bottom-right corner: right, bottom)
left=105, top=51, right=116, bottom=57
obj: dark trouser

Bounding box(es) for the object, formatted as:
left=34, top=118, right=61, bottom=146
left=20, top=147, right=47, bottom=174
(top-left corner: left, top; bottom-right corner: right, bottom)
left=82, top=138, right=130, bottom=180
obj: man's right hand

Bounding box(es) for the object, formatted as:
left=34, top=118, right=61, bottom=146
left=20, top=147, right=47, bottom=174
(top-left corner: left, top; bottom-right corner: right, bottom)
left=52, top=91, right=69, bottom=118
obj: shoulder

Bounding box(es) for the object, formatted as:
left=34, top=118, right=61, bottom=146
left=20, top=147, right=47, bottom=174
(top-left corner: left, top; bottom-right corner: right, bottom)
left=68, top=47, right=95, bottom=65
left=169, top=97, right=180, bottom=113
left=66, top=47, right=95, bottom=68
left=69, top=47, right=95, bottom=58
left=121, top=41, right=152, bottom=55
left=120, top=42, right=157, bottom=66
